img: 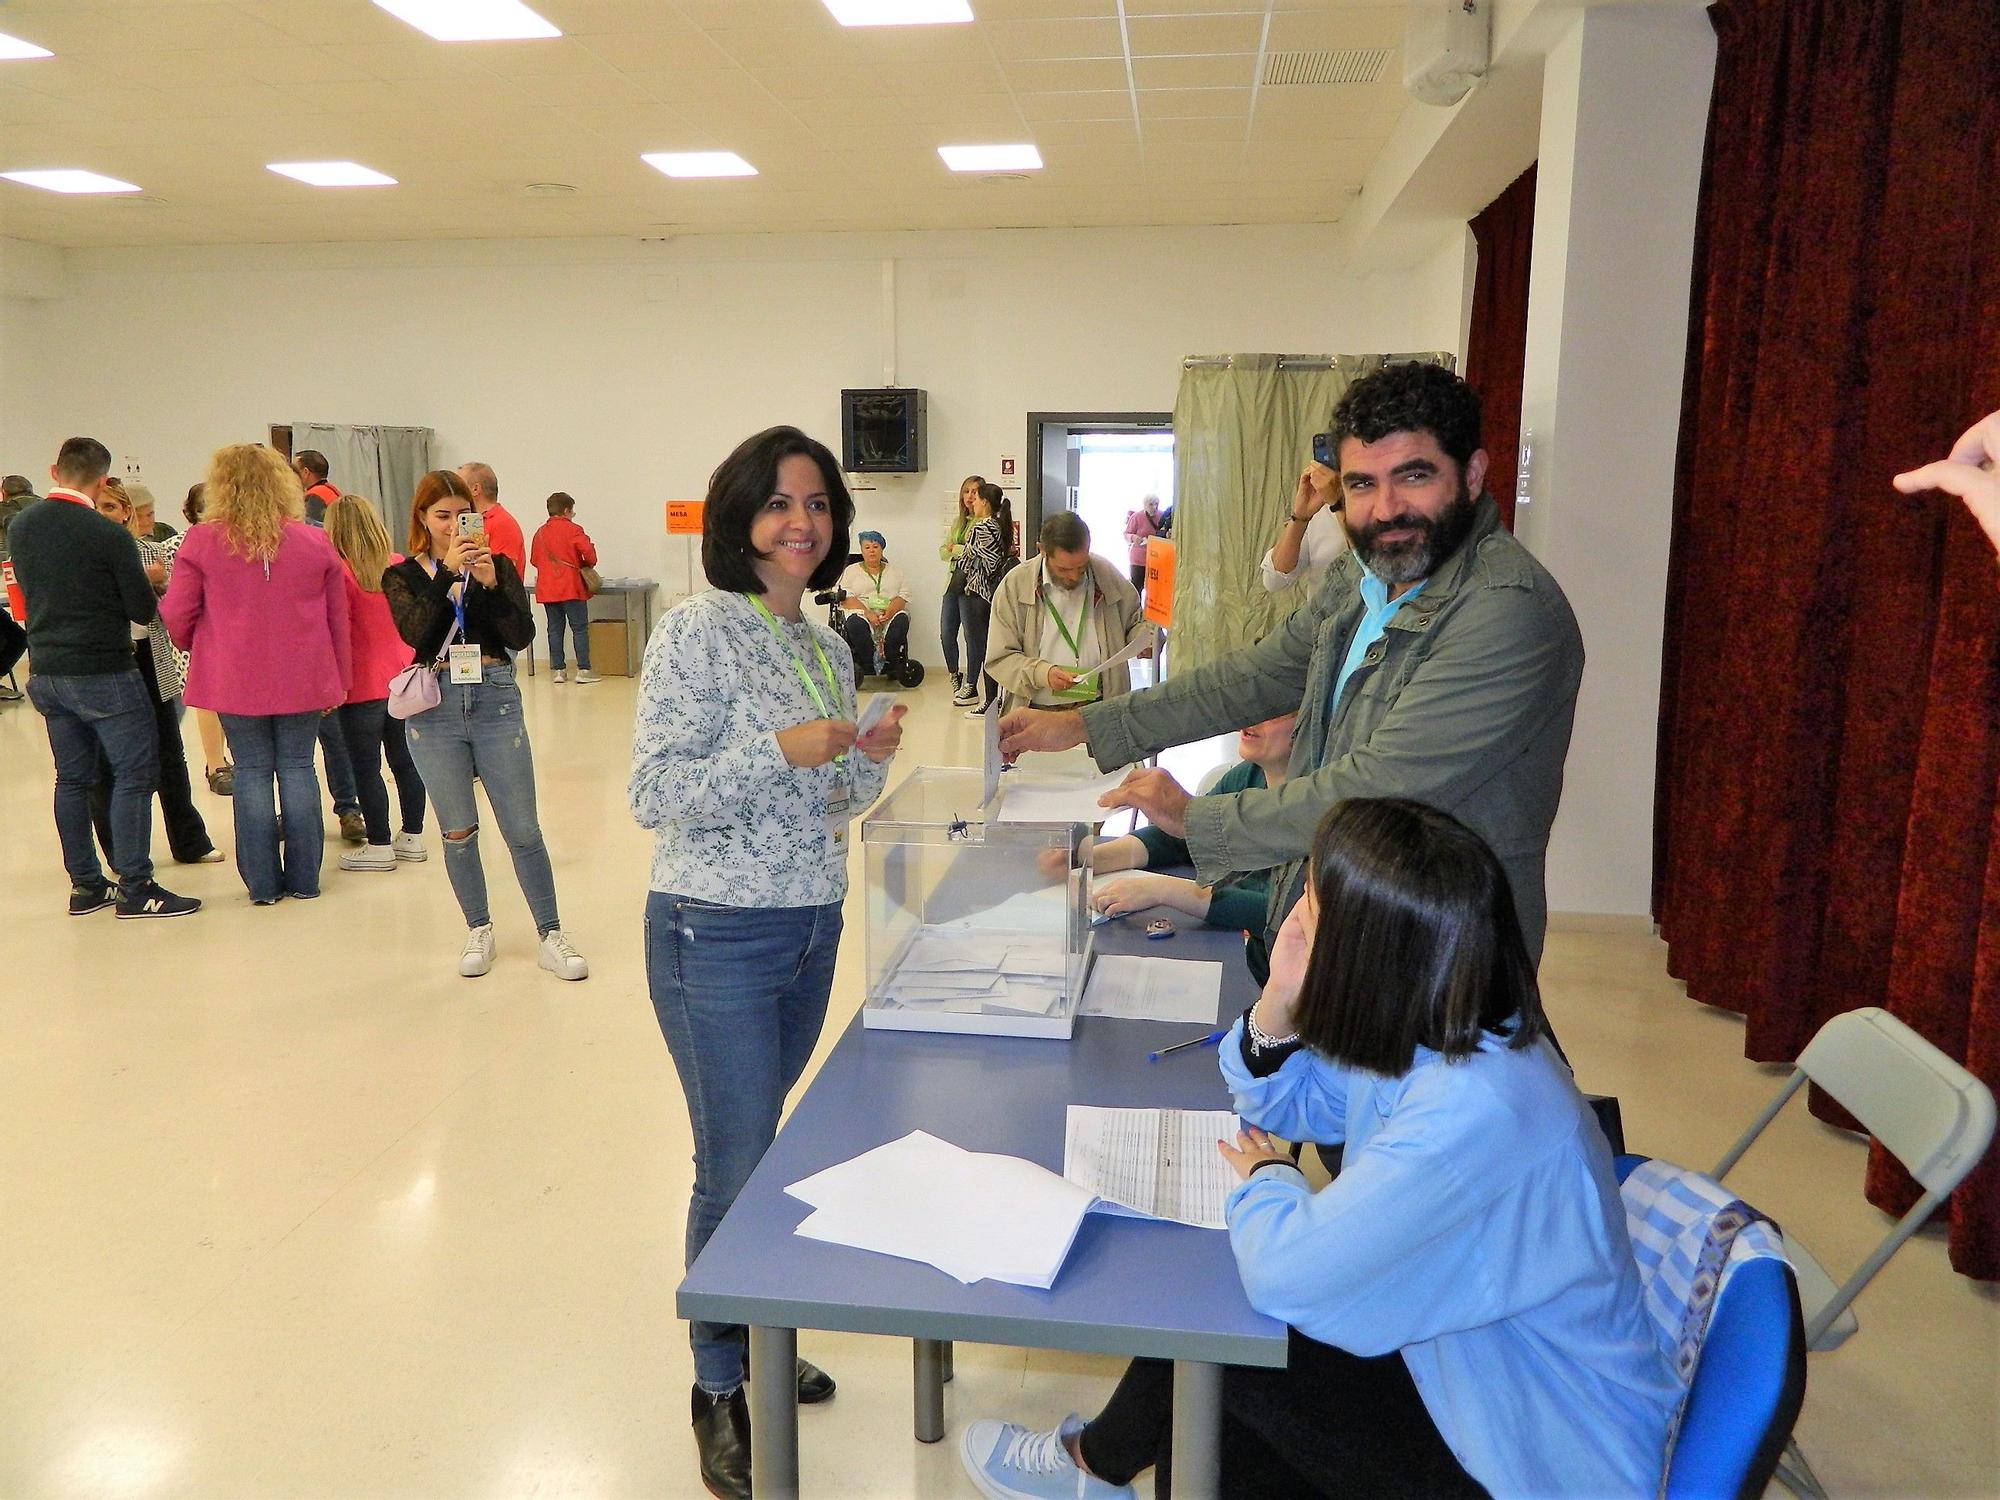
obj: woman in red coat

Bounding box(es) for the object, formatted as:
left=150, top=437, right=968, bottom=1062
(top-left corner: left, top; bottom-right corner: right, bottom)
left=530, top=491, right=599, bottom=683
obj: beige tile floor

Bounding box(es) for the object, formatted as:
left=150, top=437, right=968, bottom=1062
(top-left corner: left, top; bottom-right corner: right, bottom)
left=1, top=670, right=1995, bottom=1499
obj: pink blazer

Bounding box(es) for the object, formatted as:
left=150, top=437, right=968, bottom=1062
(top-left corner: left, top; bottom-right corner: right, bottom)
left=162, top=520, right=352, bottom=716
left=342, top=559, right=415, bottom=704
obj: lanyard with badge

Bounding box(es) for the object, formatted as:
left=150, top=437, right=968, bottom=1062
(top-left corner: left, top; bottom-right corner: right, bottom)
left=1041, top=574, right=1096, bottom=701
left=750, top=596, right=853, bottom=849
left=435, top=561, right=483, bottom=684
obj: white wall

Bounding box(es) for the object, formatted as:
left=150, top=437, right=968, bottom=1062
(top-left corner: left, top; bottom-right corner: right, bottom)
left=8, top=225, right=1465, bottom=643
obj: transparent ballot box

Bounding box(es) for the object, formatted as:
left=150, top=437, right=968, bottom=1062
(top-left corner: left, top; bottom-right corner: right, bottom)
left=860, top=765, right=1092, bottom=1039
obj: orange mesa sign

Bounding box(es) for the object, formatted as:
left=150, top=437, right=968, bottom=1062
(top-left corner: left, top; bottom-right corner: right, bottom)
left=664, top=500, right=705, bottom=535
left=1142, top=538, right=1175, bottom=628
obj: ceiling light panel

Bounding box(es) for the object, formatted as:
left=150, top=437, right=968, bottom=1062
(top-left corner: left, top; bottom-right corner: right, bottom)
left=0, top=31, right=53, bottom=60
left=642, top=152, right=758, bottom=178
left=939, top=144, right=1043, bottom=172
left=268, top=161, right=399, bottom=187
left=371, top=0, right=560, bottom=43
left=823, top=1, right=974, bottom=27
left=1, top=169, right=141, bottom=195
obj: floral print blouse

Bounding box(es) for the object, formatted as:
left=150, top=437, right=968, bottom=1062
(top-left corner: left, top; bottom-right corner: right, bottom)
left=630, top=588, right=892, bottom=908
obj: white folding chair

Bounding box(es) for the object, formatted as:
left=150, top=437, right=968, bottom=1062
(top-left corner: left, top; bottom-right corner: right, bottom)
left=1711, top=1006, right=1997, bottom=1497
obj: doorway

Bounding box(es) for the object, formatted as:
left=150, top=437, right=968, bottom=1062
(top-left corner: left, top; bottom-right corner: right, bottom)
left=1023, top=412, right=1173, bottom=561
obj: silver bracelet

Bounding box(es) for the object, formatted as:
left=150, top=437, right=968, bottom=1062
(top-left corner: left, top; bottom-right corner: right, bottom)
left=1246, top=1011, right=1299, bottom=1052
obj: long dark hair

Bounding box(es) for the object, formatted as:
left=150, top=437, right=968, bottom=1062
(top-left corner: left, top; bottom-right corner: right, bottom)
left=702, top=426, right=854, bottom=595
left=1292, top=798, right=1546, bottom=1075
left=977, top=481, right=1017, bottom=557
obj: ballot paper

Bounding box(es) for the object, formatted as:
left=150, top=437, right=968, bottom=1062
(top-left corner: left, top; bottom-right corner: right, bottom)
left=981, top=700, right=1003, bottom=806
left=1063, top=1106, right=1241, bottom=1230
left=788, top=1131, right=1097, bottom=1287
left=874, top=922, right=1073, bottom=1016
left=855, top=692, right=895, bottom=737
left=1094, top=631, right=1154, bottom=675
left=994, top=767, right=1134, bottom=825
left=1079, top=955, right=1223, bottom=1025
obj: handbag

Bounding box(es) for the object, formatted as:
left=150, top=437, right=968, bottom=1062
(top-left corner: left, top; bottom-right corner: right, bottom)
left=577, top=560, right=603, bottom=597
left=387, top=614, right=460, bottom=720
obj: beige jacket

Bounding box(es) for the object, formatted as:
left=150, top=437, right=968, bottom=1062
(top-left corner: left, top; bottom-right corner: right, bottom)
left=986, top=554, right=1150, bottom=713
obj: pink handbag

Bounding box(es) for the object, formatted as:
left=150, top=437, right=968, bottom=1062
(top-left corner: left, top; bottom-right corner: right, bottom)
left=386, top=617, right=458, bottom=720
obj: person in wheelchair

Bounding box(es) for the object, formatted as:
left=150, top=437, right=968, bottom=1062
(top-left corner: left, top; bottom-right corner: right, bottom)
left=832, top=530, right=921, bottom=686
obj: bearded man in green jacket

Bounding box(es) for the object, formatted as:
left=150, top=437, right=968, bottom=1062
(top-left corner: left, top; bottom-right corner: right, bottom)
left=999, top=361, right=1584, bottom=963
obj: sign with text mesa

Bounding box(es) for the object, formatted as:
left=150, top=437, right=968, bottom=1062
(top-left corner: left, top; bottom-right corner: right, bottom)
left=665, top=500, right=705, bottom=536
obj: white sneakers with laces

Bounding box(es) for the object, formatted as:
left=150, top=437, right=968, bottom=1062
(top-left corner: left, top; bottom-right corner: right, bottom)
left=393, top=832, right=427, bottom=862
left=959, top=1416, right=1133, bottom=1500
left=574, top=670, right=601, bottom=684
left=551, top=668, right=567, bottom=683
left=537, top=928, right=589, bottom=981
left=339, top=843, right=396, bottom=872
left=459, top=923, right=496, bottom=977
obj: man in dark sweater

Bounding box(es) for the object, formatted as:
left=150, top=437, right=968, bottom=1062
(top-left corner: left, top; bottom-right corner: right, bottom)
left=10, top=437, right=200, bottom=918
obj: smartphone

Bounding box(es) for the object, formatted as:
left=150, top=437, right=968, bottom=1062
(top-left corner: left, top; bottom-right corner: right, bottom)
left=456, top=511, right=486, bottom=549
left=1311, top=432, right=1335, bottom=467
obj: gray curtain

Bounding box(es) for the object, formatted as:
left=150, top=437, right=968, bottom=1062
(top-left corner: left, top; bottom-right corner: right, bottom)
left=1168, top=353, right=1454, bottom=674
left=290, top=424, right=435, bottom=515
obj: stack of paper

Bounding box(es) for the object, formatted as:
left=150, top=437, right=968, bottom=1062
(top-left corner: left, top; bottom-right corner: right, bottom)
left=788, top=1131, right=1096, bottom=1287
left=994, top=767, right=1136, bottom=826
left=1063, top=1106, right=1242, bottom=1229
left=1079, top=955, right=1223, bottom=1024
left=875, top=925, right=1070, bottom=1015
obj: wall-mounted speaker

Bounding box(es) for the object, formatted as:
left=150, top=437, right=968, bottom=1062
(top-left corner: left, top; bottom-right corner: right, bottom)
left=841, top=388, right=928, bottom=474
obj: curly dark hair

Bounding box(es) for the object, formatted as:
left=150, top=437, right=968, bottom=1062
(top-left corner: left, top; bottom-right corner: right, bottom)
left=1329, top=362, right=1483, bottom=469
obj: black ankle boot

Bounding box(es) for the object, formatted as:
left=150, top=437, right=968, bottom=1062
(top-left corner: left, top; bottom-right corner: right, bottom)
left=691, top=1384, right=751, bottom=1500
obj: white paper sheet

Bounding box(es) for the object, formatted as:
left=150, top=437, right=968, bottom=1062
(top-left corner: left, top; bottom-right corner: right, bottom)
left=855, top=692, right=895, bottom=737
left=981, top=700, right=1003, bottom=807
left=1063, top=1106, right=1240, bottom=1229
left=994, top=768, right=1134, bottom=824
left=1079, top=955, right=1223, bottom=1024
left=788, top=1130, right=1097, bottom=1287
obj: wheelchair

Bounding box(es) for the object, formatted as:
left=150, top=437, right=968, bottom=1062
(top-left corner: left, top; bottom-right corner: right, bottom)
left=815, top=588, right=926, bottom=688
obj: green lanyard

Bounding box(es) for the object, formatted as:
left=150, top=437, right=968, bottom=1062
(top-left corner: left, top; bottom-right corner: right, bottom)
left=1041, top=575, right=1091, bottom=664
left=750, top=596, right=846, bottom=756
left=863, top=564, right=886, bottom=596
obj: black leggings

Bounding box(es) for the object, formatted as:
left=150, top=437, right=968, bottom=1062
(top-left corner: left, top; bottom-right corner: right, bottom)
left=89, top=643, right=212, bottom=864
left=958, top=591, right=999, bottom=709
left=337, top=699, right=427, bottom=845
left=1078, top=1332, right=1486, bottom=1499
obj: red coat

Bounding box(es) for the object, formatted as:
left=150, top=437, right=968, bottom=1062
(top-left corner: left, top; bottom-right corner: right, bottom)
left=530, top=514, right=599, bottom=603
left=479, top=501, right=527, bottom=578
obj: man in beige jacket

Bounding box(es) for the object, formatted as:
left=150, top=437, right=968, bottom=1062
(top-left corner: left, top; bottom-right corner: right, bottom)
left=985, top=511, right=1151, bottom=714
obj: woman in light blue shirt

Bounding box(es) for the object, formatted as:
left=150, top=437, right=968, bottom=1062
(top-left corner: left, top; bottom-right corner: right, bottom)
left=630, top=426, right=906, bottom=1500
left=962, top=798, right=1676, bottom=1500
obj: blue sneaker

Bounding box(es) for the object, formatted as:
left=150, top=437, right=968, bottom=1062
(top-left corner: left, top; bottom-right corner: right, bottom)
left=959, top=1415, right=1134, bottom=1500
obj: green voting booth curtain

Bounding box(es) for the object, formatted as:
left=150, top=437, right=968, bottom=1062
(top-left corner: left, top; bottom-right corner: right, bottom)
left=1171, top=354, right=1448, bottom=674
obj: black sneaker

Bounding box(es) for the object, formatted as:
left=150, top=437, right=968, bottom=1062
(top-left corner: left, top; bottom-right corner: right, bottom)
left=68, top=881, right=116, bottom=916
left=115, top=882, right=203, bottom=919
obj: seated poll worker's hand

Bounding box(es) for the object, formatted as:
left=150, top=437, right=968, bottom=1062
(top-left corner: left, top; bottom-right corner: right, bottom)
left=1218, top=1125, right=1291, bottom=1182
left=468, top=546, right=498, bottom=588
left=1035, top=846, right=1070, bottom=882
left=1895, top=409, right=2000, bottom=557
left=998, top=707, right=1087, bottom=761
left=1048, top=666, right=1081, bottom=692
left=1093, top=872, right=1193, bottom=918
left=1100, top=767, right=1191, bottom=838
left=855, top=704, right=907, bottom=763
left=777, top=718, right=857, bottom=769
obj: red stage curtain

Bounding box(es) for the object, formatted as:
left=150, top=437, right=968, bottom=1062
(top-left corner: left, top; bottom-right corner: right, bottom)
left=1464, top=164, right=1536, bottom=531
left=1656, top=0, right=2000, bottom=1278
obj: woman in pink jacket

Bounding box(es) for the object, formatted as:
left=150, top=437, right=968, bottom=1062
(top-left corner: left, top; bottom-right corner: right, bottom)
left=325, top=496, right=427, bottom=873
left=161, top=445, right=350, bottom=905
left=1124, top=493, right=1164, bottom=596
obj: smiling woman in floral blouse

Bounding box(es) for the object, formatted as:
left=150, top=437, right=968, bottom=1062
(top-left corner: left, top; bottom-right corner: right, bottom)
left=629, top=424, right=906, bottom=1500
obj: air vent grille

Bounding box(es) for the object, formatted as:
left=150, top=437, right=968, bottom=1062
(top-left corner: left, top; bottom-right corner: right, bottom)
left=1262, top=48, right=1389, bottom=87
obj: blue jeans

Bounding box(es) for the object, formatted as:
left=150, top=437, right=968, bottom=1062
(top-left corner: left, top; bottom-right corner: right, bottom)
left=221, top=711, right=325, bottom=901
left=645, top=892, right=843, bottom=1394
left=403, top=662, right=559, bottom=934
left=317, top=706, right=359, bottom=817
left=940, top=586, right=965, bottom=676
left=543, top=600, right=591, bottom=671
left=337, top=699, right=427, bottom=845
left=27, top=668, right=158, bottom=895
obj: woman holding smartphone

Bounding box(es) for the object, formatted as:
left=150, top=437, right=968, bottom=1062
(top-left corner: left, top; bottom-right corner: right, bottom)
left=630, top=425, right=905, bottom=1500
left=383, top=469, right=587, bottom=981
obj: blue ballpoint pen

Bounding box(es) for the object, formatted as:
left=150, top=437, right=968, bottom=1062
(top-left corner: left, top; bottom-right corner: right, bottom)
left=1147, top=1028, right=1227, bottom=1062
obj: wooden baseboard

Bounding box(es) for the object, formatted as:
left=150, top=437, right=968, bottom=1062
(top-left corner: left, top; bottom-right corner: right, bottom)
left=1546, top=911, right=1659, bottom=936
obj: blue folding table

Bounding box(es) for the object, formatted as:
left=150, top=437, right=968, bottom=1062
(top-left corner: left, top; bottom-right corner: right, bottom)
left=678, top=916, right=1287, bottom=1498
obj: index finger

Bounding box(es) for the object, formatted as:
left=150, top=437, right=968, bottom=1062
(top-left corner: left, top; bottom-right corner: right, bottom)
left=1893, top=460, right=1989, bottom=500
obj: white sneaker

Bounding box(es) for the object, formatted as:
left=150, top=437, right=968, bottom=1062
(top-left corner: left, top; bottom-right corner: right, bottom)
left=574, top=670, right=600, bottom=684
left=551, top=667, right=566, bottom=683
left=537, top=928, right=589, bottom=981
left=952, top=684, right=979, bottom=706
left=459, top=923, right=496, bottom=977
left=393, top=832, right=427, bottom=862
left=960, top=1416, right=1132, bottom=1500
left=339, top=843, right=396, bottom=872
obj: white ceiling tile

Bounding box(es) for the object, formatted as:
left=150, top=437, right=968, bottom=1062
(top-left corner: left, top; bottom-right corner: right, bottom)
left=982, top=18, right=1123, bottom=61
left=1124, top=13, right=1267, bottom=56
left=1013, top=89, right=1134, bottom=123
left=1132, top=53, right=1257, bottom=90
left=1001, top=56, right=1129, bottom=92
